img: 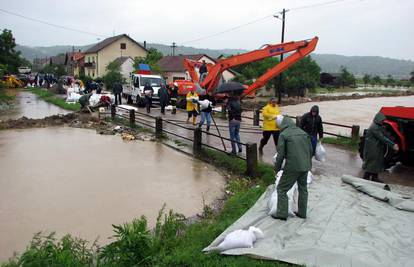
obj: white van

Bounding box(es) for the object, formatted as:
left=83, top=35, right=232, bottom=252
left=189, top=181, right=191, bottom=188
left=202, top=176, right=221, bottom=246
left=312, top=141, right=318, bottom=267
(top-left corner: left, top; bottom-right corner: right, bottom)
left=123, top=73, right=165, bottom=106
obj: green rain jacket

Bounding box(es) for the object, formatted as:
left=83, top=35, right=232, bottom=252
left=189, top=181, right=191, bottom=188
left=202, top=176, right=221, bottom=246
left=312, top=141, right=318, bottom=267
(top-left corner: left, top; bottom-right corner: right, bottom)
left=362, top=112, right=395, bottom=173
left=275, top=116, right=313, bottom=172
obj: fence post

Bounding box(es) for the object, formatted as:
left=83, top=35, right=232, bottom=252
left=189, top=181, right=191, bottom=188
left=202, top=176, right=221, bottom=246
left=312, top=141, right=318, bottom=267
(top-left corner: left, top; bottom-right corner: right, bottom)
left=111, top=105, right=116, bottom=120
left=193, top=127, right=202, bottom=155
left=220, top=104, right=227, bottom=119
left=253, top=109, right=260, bottom=126
left=155, top=116, right=163, bottom=139
left=295, top=116, right=302, bottom=127
left=129, top=109, right=135, bottom=127
left=351, top=125, right=360, bottom=141
left=246, top=142, right=258, bottom=177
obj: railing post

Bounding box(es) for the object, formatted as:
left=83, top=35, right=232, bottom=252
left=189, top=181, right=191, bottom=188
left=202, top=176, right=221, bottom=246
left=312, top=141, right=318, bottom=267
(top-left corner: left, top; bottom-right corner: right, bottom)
left=155, top=116, right=163, bottom=139
left=220, top=104, right=227, bottom=119
left=253, top=109, right=260, bottom=126
left=129, top=109, right=135, bottom=127
left=295, top=116, right=302, bottom=127
left=351, top=125, right=360, bottom=141
left=246, top=142, right=258, bottom=177
left=111, top=105, right=116, bottom=120
left=193, top=127, right=202, bottom=155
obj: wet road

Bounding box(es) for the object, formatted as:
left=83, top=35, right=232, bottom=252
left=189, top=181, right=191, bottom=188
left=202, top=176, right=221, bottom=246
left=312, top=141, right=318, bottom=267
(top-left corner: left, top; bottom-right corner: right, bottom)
left=0, top=91, right=69, bottom=121
left=0, top=127, right=225, bottom=261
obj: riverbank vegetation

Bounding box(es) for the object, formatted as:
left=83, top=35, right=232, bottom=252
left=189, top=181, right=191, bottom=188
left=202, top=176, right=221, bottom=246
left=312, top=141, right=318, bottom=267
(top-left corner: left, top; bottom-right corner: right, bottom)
left=322, top=136, right=359, bottom=152
left=1, top=148, right=288, bottom=267
left=27, top=87, right=80, bottom=111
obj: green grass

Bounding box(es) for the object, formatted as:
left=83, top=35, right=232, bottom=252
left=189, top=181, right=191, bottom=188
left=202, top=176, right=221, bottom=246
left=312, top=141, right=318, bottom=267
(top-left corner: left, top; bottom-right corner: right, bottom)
left=0, top=89, right=16, bottom=102
left=27, top=87, right=80, bottom=111
left=322, top=136, right=359, bottom=152
left=1, top=148, right=289, bottom=266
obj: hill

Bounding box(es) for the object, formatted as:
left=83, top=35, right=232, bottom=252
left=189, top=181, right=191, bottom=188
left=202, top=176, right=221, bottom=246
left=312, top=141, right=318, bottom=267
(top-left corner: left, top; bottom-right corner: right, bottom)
left=16, top=43, right=414, bottom=78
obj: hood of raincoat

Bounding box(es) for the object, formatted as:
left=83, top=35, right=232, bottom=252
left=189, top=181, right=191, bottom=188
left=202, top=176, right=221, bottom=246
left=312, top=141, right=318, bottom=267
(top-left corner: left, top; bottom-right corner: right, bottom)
left=279, top=116, right=296, bottom=131
left=310, top=105, right=319, bottom=116
left=373, top=112, right=386, bottom=125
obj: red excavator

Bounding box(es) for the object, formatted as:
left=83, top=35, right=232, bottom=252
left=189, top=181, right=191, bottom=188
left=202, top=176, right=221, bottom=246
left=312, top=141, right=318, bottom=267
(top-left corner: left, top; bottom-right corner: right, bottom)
left=172, top=36, right=318, bottom=104
left=359, top=107, right=414, bottom=168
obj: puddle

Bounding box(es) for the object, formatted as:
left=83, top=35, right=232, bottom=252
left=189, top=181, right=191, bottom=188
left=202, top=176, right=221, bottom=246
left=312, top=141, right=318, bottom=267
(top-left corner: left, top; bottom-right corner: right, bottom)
left=0, top=127, right=225, bottom=261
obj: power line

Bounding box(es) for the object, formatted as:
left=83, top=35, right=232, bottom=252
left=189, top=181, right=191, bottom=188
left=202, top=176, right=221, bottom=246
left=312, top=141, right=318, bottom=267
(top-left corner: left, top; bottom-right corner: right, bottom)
left=180, top=0, right=365, bottom=45
left=0, top=8, right=107, bottom=38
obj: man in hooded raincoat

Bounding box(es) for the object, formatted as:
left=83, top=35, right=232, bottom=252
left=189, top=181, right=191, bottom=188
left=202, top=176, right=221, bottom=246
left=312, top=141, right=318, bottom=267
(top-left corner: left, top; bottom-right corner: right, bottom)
left=274, top=115, right=313, bottom=220
left=300, top=105, right=323, bottom=153
left=362, top=112, right=399, bottom=182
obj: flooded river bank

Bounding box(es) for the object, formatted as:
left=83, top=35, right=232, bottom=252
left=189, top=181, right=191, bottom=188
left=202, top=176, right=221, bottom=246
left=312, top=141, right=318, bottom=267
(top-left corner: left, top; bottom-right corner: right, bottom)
left=0, top=91, right=69, bottom=121
left=0, top=127, right=225, bottom=261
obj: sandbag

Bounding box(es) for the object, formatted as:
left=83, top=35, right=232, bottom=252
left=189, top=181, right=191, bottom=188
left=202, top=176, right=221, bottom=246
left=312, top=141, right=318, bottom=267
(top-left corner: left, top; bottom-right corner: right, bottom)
left=315, top=141, right=326, bottom=162
left=272, top=153, right=285, bottom=169
left=215, top=226, right=264, bottom=251
left=268, top=171, right=313, bottom=217
left=198, top=99, right=212, bottom=111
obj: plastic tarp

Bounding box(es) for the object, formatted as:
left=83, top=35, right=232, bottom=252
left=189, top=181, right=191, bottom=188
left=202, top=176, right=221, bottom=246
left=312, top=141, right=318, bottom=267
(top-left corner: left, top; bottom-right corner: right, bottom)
left=203, top=175, right=414, bottom=267
left=341, top=174, right=414, bottom=212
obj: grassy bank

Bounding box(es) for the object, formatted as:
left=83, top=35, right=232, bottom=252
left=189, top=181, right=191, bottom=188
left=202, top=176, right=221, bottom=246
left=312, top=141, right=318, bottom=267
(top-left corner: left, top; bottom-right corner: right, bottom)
left=1, top=148, right=289, bottom=267
left=0, top=89, right=17, bottom=102
left=27, top=88, right=80, bottom=111
left=322, top=136, right=359, bottom=152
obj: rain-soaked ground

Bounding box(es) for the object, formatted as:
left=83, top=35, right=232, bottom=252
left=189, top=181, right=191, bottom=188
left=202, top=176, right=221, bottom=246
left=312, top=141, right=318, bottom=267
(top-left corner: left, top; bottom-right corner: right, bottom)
left=0, top=91, right=69, bottom=121
left=0, top=127, right=225, bottom=261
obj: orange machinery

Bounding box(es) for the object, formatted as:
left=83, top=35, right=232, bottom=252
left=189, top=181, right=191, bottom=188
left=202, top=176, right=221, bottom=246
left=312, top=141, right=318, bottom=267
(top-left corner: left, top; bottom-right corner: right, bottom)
left=180, top=37, right=319, bottom=99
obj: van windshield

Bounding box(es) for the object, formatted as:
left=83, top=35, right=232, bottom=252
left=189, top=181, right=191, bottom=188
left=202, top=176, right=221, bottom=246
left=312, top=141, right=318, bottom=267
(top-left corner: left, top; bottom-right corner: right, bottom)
left=141, top=77, right=163, bottom=87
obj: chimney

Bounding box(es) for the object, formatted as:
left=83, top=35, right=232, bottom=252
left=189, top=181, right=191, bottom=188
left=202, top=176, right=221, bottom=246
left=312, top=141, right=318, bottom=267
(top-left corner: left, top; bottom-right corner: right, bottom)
left=143, top=41, right=146, bottom=49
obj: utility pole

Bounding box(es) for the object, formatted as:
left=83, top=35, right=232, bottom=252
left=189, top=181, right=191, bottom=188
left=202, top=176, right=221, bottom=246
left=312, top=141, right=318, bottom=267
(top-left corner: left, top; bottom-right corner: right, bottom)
left=275, top=8, right=286, bottom=104
left=171, top=42, right=177, bottom=56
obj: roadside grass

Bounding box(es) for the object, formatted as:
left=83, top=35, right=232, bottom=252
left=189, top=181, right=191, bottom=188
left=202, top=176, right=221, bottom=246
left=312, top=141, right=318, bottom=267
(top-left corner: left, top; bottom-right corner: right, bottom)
left=1, top=147, right=289, bottom=266
left=322, top=136, right=359, bottom=152
left=27, top=87, right=80, bottom=111
left=0, top=89, right=17, bottom=102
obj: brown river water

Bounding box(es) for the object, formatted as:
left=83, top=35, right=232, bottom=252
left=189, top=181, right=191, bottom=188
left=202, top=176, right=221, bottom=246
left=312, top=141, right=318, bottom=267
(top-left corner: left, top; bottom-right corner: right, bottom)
left=0, top=127, right=225, bottom=261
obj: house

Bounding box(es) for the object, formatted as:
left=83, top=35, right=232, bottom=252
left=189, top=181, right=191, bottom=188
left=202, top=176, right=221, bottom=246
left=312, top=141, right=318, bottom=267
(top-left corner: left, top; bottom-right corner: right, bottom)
left=113, top=56, right=135, bottom=83
left=158, top=54, right=236, bottom=83
left=83, top=34, right=148, bottom=78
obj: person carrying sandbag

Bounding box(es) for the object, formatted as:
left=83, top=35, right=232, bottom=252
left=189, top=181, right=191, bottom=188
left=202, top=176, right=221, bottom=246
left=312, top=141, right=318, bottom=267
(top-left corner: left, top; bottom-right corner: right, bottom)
left=300, top=105, right=323, bottom=154
left=273, top=115, right=313, bottom=221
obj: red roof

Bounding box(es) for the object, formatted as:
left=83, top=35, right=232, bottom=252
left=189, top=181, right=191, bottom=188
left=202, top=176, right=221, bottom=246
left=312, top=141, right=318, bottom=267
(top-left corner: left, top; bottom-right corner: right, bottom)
left=158, top=54, right=205, bottom=72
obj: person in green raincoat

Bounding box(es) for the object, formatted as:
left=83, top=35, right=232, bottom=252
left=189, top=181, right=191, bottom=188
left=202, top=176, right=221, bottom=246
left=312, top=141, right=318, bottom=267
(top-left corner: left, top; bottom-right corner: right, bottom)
left=362, top=112, right=399, bottom=182
left=274, top=115, right=313, bottom=220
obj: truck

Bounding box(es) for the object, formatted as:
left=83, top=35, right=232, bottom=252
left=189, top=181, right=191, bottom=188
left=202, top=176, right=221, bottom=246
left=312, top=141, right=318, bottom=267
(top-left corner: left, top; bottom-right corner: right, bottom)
left=359, top=106, right=414, bottom=168
left=122, top=72, right=165, bottom=107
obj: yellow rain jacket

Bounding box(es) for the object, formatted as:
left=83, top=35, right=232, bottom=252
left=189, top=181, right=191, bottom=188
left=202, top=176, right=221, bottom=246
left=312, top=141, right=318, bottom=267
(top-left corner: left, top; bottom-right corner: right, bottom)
left=186, top=92, right=199, bottom=111
left=262, top=103, right=280, bottom=131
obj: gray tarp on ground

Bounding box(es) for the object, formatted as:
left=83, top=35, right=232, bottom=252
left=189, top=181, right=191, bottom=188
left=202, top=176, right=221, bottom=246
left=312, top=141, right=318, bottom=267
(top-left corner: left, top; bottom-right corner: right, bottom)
left=204, top=175, right=414, bottom=267
left=341, top=175, right=414, bottom=212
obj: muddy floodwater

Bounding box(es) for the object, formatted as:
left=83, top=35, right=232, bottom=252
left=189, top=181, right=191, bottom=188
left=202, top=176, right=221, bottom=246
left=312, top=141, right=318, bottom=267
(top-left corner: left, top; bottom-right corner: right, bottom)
left=0, top=91, right=69, bottom=121
left=280, top=95, right=414, bottom=135
left=0, top=127, right=225, bottom=261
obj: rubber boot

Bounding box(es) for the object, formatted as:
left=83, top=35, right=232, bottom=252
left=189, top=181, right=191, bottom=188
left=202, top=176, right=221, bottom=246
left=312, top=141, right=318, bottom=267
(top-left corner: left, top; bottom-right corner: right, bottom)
left=192, top=116, right=196, bottom=126
left=206, top=125, right=210, bottom=132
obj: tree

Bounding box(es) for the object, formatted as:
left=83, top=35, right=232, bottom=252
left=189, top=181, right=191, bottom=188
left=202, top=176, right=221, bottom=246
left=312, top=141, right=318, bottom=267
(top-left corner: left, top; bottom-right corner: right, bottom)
left=283, top=56, right=321, bottom=96
left=102, top=60, right=124, bottom=90
left=385, top=74, right=395, bottom=87
left=372, top=75, right=382, bottom=86
left=339, top=66, right=356, bottom=88
left=362, top=74, right=371, bottom=88
left=133, top=48, right=163, bottom=73
left=41, top=64, right=67, bottom=77
left=0, top=29, right=27, bottom=74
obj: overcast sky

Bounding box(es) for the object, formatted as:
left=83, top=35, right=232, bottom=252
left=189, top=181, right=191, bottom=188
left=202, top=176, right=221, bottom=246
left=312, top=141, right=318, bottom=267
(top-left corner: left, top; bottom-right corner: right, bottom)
left=0, top=0, right=413, bottom=60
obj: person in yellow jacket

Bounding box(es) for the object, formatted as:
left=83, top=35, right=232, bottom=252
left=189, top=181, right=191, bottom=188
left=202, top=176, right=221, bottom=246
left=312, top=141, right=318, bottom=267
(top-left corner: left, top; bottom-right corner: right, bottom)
left=259, top=97, right=281, bottom=154
left=186, top=90, right=199, bottom=125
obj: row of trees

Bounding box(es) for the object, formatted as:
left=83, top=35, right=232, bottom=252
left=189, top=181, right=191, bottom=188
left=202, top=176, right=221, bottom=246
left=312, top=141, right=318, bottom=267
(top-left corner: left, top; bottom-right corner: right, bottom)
left=362, top=73, right=413, bottom=88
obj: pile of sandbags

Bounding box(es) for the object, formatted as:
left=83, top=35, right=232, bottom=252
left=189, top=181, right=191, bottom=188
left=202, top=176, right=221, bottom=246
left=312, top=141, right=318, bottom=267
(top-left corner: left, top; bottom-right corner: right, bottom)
left=213, top=226, right=264, bottom=251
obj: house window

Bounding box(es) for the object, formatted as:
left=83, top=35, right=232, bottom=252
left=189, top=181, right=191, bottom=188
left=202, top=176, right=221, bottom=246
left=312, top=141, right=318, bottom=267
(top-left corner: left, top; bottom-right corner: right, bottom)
left=92, top=71, right=95, bottom=77
left=92, top=56, right=95, bottom=63
left=120, top=43, right=126, bottom=49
